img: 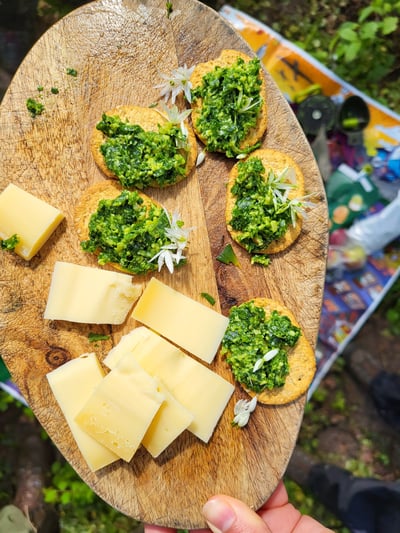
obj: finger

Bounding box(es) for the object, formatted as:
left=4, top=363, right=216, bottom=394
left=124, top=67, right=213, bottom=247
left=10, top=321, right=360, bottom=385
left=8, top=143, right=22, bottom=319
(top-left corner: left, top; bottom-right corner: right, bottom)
left=259, top=500, right=334, bottom=533
left=259, top=480, right=289, bottom=510
left=202, top=494, right=272, bottom=533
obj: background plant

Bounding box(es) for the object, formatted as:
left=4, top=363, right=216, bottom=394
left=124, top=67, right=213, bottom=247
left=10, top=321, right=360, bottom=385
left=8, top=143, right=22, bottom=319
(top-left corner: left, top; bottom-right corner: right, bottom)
left=205, top=0, right=400, bottom=112
left=43, top=461, right=142, bottom=533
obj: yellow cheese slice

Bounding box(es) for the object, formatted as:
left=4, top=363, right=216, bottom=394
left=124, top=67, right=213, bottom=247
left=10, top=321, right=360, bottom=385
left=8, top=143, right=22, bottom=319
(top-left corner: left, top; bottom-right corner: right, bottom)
left=0, top=183, right=64, bottom=260
left=46, top=353, right=119, bottom=472
left=104, top=326, right=151, bottom=369
left=142, top=380, right=194, bottom=458
left=44, top=261, right=142, bottom=324
left=105, top=326, right=234, bottom=443
left=132, top=278, right=229, bottom=363
left=75, top=356, right=164, bottom=462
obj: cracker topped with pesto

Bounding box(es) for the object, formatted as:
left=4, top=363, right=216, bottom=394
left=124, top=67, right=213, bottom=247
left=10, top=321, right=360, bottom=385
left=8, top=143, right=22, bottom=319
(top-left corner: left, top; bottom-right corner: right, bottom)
left=91, top=105, right=197, bottom=189
left=190, top=50, right=267, bottom=158
left=221, top=298, right=315, bottom=405
left=226, top=148, right=312, bottom=257
left=75, top=181, right=191, bottom=275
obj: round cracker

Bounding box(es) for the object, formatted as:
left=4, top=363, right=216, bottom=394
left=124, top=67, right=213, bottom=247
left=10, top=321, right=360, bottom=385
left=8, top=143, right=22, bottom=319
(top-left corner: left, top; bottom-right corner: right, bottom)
left=190, top=49, right=267, bottom=154
left=226, top=148, right=306, bottom=254
left=74, top=180, right=161, bottom=274
left=91, top=105, right=197, bottom=187
left=234, top=298, right=315, bottom=405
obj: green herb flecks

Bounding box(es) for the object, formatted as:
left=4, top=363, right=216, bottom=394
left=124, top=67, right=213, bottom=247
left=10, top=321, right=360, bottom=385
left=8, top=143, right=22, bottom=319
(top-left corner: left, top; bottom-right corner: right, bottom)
left=1, top=234, right=19, bottom=251
left=221, top=301, right=301, bottom=393
left=216, top=243, right=240, bottom=266
left=88, top=333, right=110, bottom=343
left=201, top=292, right=216, bottom=306
left=81, top=190, right=189, bottom=275
left=166, top=2, right=173, bottom=17
left=96, top=114, right=189, bottom=189
left=26, top=98, right=44, bottom=117
left=66, top=68, right=78, bottom=77
left=251, top=254, right=271, bottom=267
left=191, top=56, right=263, bottom=158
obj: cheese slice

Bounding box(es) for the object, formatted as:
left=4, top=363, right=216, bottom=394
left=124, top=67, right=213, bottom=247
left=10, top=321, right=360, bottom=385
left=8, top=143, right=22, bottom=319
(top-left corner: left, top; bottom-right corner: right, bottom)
left=104, top=326, right=151, bottom=369
left=106, top=327, right=235, bottom=443
left=44, top=261, right=142, bottom=324
left=132, top=278, right=229, bottom=363
left=75, top=356, right=164, bottom=462
left=142, top=380, right=194, bottom=458
left=46, top=353, right=119, bottom=472
left=0, top=183, right=64, bottom=260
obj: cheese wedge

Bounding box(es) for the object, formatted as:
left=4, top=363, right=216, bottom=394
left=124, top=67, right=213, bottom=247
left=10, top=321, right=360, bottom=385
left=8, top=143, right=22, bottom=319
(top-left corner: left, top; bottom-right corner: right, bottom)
left=46, top=353, right=119, bottom=472
left=44, top=261, right=142, bottom=324
left=132, top=278, right=229, bottom=363
left=0, top=183, right=64, bottom=260
left=75, top=356, right=164, bottom=462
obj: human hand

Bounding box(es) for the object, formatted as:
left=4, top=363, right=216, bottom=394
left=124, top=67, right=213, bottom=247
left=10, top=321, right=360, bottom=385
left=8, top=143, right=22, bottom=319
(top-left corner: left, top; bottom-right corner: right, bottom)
left=145, top=480, right=334, bottom=533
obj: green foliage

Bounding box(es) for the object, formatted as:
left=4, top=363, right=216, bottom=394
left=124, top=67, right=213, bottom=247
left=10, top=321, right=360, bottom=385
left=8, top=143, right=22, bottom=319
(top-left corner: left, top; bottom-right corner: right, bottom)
left=0, top=391, right=14, bottom=413
left=344, top=457, right=374, bottom=477
left=43, top=461, right=142, bottom=532
left=384, top=281, right=400, bottom=335
left=223, top=0, right=400, bottom=113
left=331, top=389, right=347, bottom=413
left=328, top=1, right=399, bottom=86
left=284, top=478, right=350, bottom=532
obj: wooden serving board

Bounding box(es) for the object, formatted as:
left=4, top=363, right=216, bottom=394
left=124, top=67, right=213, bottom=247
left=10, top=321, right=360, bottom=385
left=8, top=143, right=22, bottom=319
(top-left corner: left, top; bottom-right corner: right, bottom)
left=0, top=0, right=328, bottom=528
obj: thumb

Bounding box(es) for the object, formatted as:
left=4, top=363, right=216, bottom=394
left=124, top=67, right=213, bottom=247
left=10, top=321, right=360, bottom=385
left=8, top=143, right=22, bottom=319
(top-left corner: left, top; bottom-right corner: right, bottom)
left=202, top=495, right=271, bottom=533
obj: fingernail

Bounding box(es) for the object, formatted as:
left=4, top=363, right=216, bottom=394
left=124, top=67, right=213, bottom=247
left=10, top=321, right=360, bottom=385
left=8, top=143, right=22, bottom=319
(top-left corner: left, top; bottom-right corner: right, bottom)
left=202, top=498, right=236, bottom=533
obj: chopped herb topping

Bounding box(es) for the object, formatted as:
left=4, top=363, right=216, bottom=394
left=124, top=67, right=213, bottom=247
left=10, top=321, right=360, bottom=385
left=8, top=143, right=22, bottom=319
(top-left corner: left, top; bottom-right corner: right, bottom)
left=221, top=300, right=301, bottom=393
left=66, top=68, right=78, bottom=77
left=166, top=1, right=173, bottom=17
left=201, top=292, right=216, bottom=306
left=191, top=56, right=263, bottom=158
left=250, top=254, right=271, bottom=267
left=1, top=234, right=19, bottom=251
left=51, top=87, right=59, bottom=94
left=81, top=190, right=189, bottom=275
left=216, top=243, right=240, bottom=266
left=229, top=156, right=314, bottom=253
left=88, top=332, right=110, bottom=343
left=96, top=113, right=189, bottom=189
left=26, top=98, right=44, bottom=117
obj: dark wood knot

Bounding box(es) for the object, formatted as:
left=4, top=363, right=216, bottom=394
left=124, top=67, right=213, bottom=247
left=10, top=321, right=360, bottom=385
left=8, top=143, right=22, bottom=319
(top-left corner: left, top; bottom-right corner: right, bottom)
left=45, top=347, right=70, bottom=368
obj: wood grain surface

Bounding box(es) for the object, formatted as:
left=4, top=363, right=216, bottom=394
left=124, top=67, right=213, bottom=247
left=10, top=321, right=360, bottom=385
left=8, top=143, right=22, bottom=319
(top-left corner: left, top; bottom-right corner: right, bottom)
left=0, top=0, right=328, bottom=528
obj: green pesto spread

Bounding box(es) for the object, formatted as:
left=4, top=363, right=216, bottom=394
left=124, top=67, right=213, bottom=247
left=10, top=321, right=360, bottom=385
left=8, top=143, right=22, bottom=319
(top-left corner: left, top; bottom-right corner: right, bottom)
left=26, top=98, right=44, bottom=117
left=221, top=301, right=301, bottom=393
left=229, top=156, right=297, bottom=253
left=96, top=114, right=189, bottom=189
left=80, top=189, right=185, bottom=275
left=191, top=56, right=263, bottom=158
left=1, top=234, right=19, bottom=251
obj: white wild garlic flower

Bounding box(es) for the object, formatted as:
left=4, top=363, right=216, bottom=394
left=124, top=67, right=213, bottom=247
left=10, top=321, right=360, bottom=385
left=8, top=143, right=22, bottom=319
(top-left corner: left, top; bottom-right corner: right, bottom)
left=149, top=209, right=194, bottom=274
left=232, top=396, right=258, bottom=427
left=267, top=167, right=317, bottom=227
left=154, top=64, right=195, bottom=104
